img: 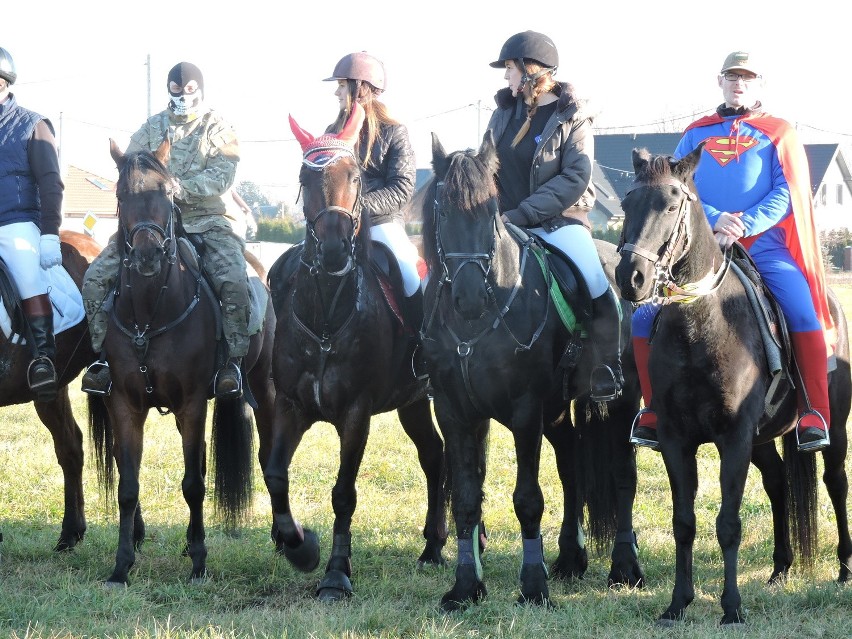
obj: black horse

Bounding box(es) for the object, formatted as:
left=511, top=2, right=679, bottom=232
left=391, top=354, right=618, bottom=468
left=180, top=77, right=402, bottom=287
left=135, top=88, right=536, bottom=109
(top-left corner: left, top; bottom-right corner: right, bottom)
left=615, top=147, right=852, bottom=625
left=265, top=104, right=447, bottom=601
left=88, top=139, right=277, bottom=585
left=415, top=131, right=645, bottom=611
left=0, top=230, right=99, bottom=553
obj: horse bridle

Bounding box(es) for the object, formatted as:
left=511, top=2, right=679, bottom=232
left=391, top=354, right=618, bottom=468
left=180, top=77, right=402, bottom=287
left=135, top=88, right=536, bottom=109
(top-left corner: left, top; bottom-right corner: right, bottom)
left=433, top=180, right=498, bottom=286
left=618, top=176, right=731, bottom=304
left=113, top=181, right=203, bottom=398
left=300, top=146, right=363, bottom=278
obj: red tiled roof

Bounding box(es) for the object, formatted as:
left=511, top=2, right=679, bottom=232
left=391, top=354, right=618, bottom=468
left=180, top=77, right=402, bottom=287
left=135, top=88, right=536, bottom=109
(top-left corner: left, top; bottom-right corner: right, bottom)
left=62, top=165, right=117, bottom=219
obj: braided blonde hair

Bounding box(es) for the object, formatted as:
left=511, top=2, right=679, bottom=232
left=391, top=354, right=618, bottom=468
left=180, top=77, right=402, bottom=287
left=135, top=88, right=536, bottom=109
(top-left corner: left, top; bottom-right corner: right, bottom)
left=511, top=62, right=557, bottom=148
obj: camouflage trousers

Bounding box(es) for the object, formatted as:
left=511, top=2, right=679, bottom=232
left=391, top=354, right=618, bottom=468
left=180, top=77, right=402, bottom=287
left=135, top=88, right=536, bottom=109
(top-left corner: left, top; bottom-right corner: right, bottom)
left=82, top=225, right=250, bottom=357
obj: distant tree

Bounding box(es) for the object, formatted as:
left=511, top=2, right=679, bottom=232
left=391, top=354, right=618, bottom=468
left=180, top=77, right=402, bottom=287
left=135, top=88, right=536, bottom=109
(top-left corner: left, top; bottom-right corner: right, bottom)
left=236, top=181, right=270, bottom=208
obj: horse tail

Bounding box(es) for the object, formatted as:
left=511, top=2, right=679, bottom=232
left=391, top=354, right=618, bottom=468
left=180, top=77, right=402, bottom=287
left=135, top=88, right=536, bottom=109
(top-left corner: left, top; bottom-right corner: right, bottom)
left=783, top=433, right=819, bottom=568
left=87, top=394, right=115, bottom=498
left=573, top=398, right=618, bottom=553
left=211, top=395, right=255, bottom=530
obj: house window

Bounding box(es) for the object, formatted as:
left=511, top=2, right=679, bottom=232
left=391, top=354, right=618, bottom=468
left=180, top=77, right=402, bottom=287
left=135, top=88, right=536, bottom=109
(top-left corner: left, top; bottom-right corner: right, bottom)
left=820, top=184, right=827, bottom=206
left=838, top=185, right=844, bottom=205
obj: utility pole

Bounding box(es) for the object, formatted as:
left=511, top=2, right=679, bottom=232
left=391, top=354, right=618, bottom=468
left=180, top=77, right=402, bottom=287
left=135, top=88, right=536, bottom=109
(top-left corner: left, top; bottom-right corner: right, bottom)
left=145, top=54, right=151, bottom=117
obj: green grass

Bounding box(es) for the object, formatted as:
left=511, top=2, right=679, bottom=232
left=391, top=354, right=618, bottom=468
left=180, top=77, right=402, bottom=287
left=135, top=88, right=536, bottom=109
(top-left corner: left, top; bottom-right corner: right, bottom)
left=2, top=281, right=852, bottom=638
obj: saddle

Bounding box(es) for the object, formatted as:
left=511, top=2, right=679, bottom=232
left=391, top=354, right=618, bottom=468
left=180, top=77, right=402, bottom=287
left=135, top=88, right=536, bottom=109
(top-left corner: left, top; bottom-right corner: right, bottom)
left=504, top=223, right=593, bottom=334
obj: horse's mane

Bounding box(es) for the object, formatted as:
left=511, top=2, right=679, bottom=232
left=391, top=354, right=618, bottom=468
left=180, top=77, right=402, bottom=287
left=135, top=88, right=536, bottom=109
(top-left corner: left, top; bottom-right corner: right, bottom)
left=117, top=149, right=173, bottom=187
left=419, top=148, right=498, bottom=274
left=634, top=153, right=676, bottom=183
left=116, top=149, right=188, bottom=239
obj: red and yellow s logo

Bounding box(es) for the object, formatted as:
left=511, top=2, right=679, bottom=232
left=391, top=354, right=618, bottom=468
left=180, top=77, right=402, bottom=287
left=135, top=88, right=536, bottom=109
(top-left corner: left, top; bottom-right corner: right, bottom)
left=703, top=136, right=758, bottom=166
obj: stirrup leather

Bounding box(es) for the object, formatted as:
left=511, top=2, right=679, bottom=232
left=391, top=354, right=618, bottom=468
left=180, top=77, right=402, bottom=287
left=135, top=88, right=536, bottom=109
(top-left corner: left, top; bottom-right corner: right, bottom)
left=629, top=409, right=660, bottom=450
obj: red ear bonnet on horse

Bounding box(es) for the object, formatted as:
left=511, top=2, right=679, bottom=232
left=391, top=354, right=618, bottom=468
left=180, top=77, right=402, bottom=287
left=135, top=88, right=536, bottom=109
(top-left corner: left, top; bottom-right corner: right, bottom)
left=289, top=103, right=366, bottom=167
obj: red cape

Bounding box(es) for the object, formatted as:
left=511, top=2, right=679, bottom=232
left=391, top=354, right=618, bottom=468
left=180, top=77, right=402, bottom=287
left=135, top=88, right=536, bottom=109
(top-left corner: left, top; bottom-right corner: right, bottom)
left=686, top=112, right=836, bottom=352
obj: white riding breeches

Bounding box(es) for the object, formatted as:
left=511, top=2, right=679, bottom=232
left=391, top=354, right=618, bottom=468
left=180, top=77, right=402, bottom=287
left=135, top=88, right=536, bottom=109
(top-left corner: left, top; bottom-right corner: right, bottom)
left=370, top=221, right=422, bottom=297
left=529, top=225, right=609, bottom=298
left=0, top=221, right=49, bottom=299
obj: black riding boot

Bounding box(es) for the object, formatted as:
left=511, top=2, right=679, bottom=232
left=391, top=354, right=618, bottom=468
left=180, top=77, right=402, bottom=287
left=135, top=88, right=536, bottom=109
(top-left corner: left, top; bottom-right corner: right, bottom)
left=214, top=357, right=243, bottom=399
left=403, top=289, right=429, bottom=380
left=588, top=287, right=624, bottom=402
left=23, top=295, right=58, bottom=402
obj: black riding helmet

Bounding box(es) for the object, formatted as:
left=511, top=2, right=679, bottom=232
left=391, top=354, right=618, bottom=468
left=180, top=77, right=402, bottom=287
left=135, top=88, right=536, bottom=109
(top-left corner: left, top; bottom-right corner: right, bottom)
left=0, top=47, right=17, bottom=85
left=489, top=31, right=558, bottom=70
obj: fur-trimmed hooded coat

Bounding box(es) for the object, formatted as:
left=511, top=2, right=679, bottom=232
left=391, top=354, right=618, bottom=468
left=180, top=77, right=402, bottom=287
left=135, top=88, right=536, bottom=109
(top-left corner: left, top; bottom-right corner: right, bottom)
left=487, top=82, right=596, bottom=231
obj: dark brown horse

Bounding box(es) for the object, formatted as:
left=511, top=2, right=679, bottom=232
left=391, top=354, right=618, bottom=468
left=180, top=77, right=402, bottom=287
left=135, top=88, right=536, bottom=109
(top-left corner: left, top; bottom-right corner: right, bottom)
left=88, top=139, right=277, bottom=585
left=0, top=230, right=99, bottom=552
left=265, top=103, right=447, bottom=601
left=615, top=148, right=851, bottom=625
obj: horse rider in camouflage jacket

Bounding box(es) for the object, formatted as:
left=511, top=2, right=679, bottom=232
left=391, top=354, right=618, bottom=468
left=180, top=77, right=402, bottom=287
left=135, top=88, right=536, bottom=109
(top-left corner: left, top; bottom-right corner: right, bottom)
left=81, top=62, right=250, bottom=399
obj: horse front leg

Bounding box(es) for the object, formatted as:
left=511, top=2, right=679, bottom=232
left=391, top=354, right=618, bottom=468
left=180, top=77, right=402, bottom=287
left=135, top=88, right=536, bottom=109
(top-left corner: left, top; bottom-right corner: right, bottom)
left=315, top=403, right=372, bottom=602
left=435, top=395, right=488, bottom=612
left=716, top=440, right=752, bottom=625
left=657, top=439, right=699, bottom=625
left=750, top=442, right=792, bottom=583
left=105, top=408, right=146, bottom=587
left=511, top=402, right=549, bottom=606
left=265, top=398, right=320, bottom=572
left=35, top=392, right=87, bottom=552
left=396, top=398, right=448, bottom=567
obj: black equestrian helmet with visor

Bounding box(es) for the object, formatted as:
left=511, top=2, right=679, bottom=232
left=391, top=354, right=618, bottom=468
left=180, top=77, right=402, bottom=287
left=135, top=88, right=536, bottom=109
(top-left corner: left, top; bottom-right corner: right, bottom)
left=490, top=30, right=558, bottom=87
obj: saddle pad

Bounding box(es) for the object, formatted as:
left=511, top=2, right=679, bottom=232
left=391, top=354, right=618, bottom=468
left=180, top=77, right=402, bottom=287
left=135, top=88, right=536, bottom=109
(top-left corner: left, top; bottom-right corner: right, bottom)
left=0, top=265, right=85, bottom=342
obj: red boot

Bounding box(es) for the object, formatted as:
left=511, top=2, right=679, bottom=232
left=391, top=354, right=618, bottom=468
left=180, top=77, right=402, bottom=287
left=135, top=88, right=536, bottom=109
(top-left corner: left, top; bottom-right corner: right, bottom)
left=630, top=336, right=659, bottom=450
left=791, top=330, right=831, bottom=452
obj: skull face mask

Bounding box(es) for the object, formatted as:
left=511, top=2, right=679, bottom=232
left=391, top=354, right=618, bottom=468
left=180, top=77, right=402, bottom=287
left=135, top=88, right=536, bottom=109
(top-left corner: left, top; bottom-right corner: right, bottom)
left=167, top=61, right=204, bottom=117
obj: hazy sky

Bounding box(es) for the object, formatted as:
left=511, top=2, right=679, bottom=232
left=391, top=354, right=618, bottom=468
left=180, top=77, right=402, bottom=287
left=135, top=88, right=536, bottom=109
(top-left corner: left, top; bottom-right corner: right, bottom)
left=6, top=1, right=849, bottom=204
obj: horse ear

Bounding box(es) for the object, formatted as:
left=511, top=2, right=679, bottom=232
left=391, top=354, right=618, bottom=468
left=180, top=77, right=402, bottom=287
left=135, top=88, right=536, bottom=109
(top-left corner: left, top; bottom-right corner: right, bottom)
left=478, top=130, right=499, bottom=175
left=431, top=132, right=449, bottom=177
left=678, top=142, right=705, bottom=177
left=288, top=114, right=316, bottom=152
left=109, top=138, right=126, bottom=169
left=631, top=147, right=650, bottom=174
left=154, top=137, right=171, bottom=166
left=338, top=101, right=366, bottom=147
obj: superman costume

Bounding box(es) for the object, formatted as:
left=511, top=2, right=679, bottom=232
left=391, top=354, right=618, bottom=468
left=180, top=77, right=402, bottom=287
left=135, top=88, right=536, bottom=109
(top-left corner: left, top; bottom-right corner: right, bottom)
left=631, top=104, right=834, bottom=448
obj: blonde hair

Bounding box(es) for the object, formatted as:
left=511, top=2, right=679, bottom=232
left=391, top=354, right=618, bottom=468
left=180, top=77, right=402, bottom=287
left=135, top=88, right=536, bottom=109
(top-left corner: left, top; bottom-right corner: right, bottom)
left=511, top=62, right=557, bottom=148
left=328, top=79, right=399, bottom=168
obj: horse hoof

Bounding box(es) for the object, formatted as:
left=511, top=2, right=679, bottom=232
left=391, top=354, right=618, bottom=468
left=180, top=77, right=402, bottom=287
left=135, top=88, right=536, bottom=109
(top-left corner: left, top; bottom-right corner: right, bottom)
left=316, top=569, right=352, bottom=602
left=281, top=528, right=321, bottom=573
left=103, top=580, right=128, bottom=590
left=655, top=617, right=677, bottom=628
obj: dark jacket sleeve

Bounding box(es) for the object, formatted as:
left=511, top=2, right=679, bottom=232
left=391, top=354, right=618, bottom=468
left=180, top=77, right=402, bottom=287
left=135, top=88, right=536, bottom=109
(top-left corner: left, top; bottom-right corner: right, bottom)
left=28, top=119, right=64, bottom=236
left=361, top=123, right=416, bottom=225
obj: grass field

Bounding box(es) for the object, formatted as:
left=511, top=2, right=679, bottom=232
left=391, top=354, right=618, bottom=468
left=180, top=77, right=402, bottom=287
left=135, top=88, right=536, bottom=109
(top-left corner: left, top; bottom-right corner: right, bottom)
left=1, top=280, right=852, bottom=638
